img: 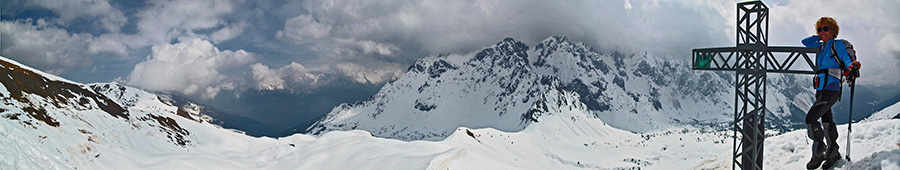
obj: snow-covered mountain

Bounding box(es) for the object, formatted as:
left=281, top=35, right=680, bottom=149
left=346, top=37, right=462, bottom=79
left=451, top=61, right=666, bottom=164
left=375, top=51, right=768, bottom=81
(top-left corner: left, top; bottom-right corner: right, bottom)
left=2, top=50, right=898, bottom=169
left=90, top=82, right=284, bottom=137
left=0, top=56, right=197, bottom=167
left=865, top=100, right=900, bottom=122
left=306, top=36, right=814, bottom=141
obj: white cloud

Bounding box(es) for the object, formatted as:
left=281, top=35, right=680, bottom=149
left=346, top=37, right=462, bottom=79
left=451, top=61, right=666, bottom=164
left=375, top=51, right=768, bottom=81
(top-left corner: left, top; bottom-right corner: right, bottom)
left=126, top=38, right=255, bottom=99
left=136, top=0, right=235, bottom=44
left=27, top=0, right=127, bottom=32
left=250, top=63, right=286, bottom=90
left=276, top=15, right=332, bottom=43
left=249, top=62, right=339, bottom=91
left=104, top=0, right=248, bottom=54
left=767, top=0, right=900, bottom=85
left=3, top=0, right=249, bottom=78
left=0, top=19, right=145, bottom=76
left=211, top=21, right=248, bottom=43
left=334, top=62, right=404, bottom=85
left=0, top=19, right=95, bottom=74
left=281, top=62, right=333, bottom=87
left=88, top=34, right=130, bottom=56
left=56, top=0, right=245, bottom=52
left=354, top=40, right=399, bottom=56
left=248, top=59, right=403, bottom=91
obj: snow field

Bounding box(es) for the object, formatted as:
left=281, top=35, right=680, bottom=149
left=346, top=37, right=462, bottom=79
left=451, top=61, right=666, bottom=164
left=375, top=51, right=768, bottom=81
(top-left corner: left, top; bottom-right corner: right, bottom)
left=695, top=119, right=900, bottom=170
left=762, top=119, right=900, bottom=170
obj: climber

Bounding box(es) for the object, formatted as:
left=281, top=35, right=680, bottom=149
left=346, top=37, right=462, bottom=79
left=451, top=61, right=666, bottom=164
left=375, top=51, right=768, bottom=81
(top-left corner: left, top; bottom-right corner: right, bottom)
left=800, top=16, right=861, bottom=169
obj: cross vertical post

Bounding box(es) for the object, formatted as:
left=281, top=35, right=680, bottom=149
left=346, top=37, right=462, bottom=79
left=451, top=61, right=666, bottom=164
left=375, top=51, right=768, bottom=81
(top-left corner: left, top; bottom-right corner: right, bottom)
left=691, top=1, right=819, bottom=170
left=735, top=2, right=768, bottom=169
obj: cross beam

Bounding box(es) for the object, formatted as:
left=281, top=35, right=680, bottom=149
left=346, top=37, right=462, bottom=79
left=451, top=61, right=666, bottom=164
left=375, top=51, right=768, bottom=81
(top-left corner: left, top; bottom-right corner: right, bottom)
left=694, top=46, right=818, bottom=74
left=691, top=1, right=818, bottom=170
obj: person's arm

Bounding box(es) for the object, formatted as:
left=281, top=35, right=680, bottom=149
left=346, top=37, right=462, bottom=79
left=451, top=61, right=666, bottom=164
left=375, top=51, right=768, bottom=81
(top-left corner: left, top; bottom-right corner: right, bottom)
left=802, top=35, right=822, bottom=48
left=834, top=40, right=854, bottom=69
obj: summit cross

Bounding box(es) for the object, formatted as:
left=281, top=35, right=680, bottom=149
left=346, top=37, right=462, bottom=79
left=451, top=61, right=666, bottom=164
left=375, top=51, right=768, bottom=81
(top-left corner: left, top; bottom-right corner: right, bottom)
left=691, top=1, right=820, bottom=170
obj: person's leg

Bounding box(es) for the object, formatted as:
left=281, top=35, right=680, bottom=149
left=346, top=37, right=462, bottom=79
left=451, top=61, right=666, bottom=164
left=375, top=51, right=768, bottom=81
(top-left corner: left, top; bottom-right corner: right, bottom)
left=806, top=90, right=840, bottom=169
left=819, top=90, right=844, bottom=168
left=821, top=107, right=840, bottom=156
left=807, top=91, right=832, bottom=156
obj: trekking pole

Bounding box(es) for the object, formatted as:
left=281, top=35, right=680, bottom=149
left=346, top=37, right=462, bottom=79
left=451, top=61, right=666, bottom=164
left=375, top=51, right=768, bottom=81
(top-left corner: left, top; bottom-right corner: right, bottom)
left=846, top=78, right=856, bottom=165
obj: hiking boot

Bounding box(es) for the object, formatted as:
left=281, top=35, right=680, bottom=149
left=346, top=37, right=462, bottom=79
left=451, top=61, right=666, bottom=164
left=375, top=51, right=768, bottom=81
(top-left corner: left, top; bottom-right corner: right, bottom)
left=807, top=142, right=827, bottom=169
left=807, top=155, right=826, bottom=169
left=821, top=150, right=842, bottom=169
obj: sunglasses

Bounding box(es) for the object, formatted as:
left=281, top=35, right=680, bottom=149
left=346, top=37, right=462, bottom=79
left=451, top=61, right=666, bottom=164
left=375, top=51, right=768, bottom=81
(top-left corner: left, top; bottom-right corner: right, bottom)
left=817, top=27, right=830, bottom=33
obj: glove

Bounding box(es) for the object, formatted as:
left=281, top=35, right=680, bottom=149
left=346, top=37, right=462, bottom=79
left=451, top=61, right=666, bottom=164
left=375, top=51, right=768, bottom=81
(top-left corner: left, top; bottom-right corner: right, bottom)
left=849, top=61, right=861, bottom=70
left=844, top=61, right=861, bottom=78
left=845, top=61, right=861, bottom=83
left=848, top=69, right=860, bottom=81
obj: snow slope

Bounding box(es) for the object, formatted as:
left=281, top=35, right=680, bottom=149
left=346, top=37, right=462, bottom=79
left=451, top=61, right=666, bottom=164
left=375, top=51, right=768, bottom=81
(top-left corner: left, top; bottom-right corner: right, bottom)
left=865, top=100, right=900, bottom=122
left=694, top=119, right=900, bottom=170
left=761, top=119, right=900, bottom=170
left=1, top=55, right=898, bottom=169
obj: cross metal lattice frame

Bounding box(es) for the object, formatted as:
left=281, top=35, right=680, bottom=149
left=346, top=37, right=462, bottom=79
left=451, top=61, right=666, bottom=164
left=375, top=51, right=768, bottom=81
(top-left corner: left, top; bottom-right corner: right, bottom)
left=691, top=1, right=819, bottom=170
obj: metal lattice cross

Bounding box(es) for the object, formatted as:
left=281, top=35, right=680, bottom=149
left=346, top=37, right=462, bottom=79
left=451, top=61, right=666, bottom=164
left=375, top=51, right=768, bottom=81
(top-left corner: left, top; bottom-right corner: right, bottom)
left=691, top=1, right=819, bottom=170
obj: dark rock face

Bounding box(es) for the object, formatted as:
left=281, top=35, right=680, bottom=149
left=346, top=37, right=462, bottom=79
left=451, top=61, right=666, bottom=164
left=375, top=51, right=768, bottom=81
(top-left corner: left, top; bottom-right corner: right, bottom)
left=0, top=59, right=194, bottom=147
left=0, top=60, right=128, bottom=127
left=473, top=37, right=531, bottom=68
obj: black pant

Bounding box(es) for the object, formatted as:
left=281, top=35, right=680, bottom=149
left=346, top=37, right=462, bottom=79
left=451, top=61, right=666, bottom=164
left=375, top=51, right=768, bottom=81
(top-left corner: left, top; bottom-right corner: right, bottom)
left=806, top=90, right=840, bottom=157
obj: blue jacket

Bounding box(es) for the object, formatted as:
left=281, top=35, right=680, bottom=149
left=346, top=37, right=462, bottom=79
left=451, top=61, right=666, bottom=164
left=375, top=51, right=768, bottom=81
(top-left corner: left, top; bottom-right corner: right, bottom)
left=802, top=35, right=854, bottom=91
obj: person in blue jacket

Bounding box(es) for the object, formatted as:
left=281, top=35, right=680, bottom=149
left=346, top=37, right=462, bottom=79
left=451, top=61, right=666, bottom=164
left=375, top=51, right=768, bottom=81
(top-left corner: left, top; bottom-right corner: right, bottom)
left=801, top=16, right=861, bottom=169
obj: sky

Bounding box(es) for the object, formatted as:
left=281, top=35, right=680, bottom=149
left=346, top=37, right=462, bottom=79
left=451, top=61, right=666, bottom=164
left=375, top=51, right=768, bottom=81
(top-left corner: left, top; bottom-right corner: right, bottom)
left=2, top=0, right=899, bottom=127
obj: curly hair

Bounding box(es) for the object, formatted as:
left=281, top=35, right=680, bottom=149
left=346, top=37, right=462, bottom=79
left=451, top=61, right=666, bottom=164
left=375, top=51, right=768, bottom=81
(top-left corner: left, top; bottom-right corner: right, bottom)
left=816, top=17, right=839, bottom=37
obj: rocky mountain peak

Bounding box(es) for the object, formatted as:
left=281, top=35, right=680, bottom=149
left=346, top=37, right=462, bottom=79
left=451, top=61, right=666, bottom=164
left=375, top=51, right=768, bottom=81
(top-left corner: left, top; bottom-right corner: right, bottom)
left=407, top=58, right=458, bottom=79
left=307, top=36, right=815, bottom=141
left=536, top=35, right=569, bottom=48
left=471, top=37, right=530, bottom=68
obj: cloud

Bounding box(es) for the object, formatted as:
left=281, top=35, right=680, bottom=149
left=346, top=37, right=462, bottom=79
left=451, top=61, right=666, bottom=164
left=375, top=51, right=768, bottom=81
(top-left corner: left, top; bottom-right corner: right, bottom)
left=4, top=0, right=899, bottom=92
left=250, top=62, right=342, bottom=91
left=27, top=0, right=127, bottom=32
left=276, top=0, right=735, bottom=85
left=249, top=59, right=404, bottom=91
left=278, top=0, right=899, bottom=86
left=250, top=63, right=286, bottom=90
left=88, top=34, right=131, bottom=56
left=334, top=62, right=404, bottom=85
left=767, top=0, right=900, bottom=85
left=136, top=0, right=236, bottom=44
left=282, top=0, right=735, bottom=55
left=276, top=15, right=332, bottom=43
left=0, top=19, right=95, bottom=75
left=2, top=0, right=249, bottom=78
left=76, top=0, right=244, bottom=51
left=211, top=21, right=248, bottom=43
left=126, top=38, right=255, bottom=99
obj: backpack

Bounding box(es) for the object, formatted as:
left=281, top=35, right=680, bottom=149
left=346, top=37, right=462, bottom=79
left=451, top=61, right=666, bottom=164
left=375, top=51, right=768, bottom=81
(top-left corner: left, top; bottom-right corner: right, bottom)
left=831, top=39, right=858, bottom=82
